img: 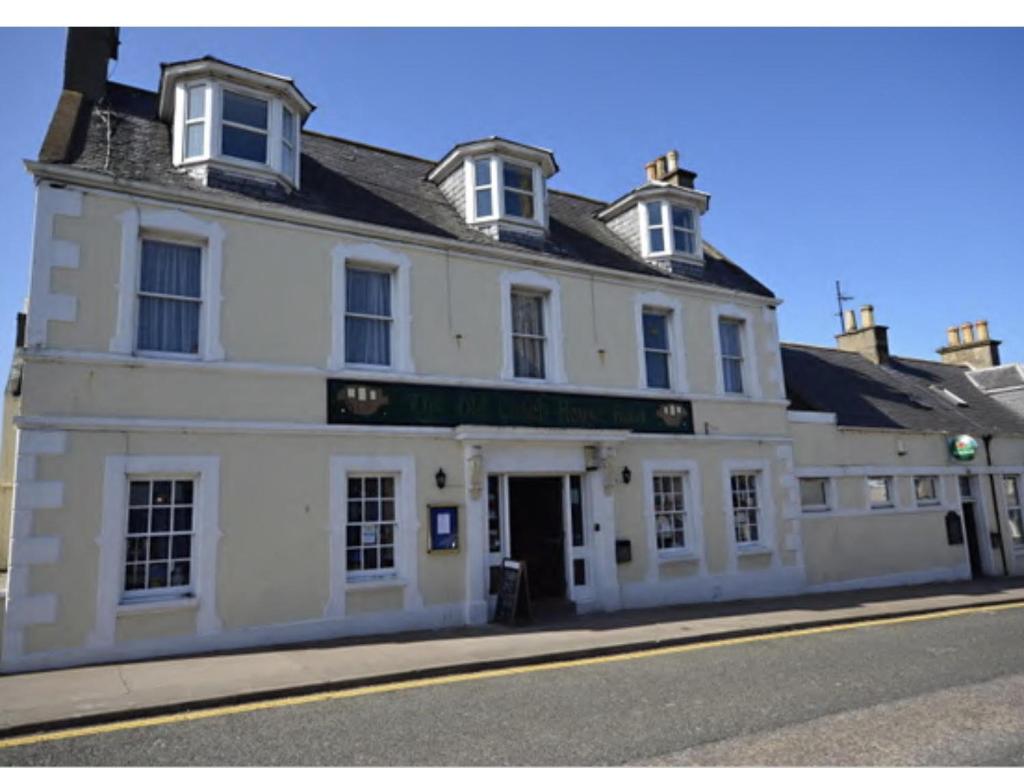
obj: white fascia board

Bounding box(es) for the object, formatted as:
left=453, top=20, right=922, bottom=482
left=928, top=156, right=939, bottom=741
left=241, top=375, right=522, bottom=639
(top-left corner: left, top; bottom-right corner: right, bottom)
left=25, top=163, right=783, bottom=309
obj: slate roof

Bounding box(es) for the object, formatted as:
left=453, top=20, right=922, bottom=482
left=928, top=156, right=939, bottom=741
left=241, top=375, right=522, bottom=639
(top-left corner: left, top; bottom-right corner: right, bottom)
left=781, top=343, right=1024, bottom=436
left=48, top=81, right=774, bottom=299
left=969, top=365, right=1024, bottom=392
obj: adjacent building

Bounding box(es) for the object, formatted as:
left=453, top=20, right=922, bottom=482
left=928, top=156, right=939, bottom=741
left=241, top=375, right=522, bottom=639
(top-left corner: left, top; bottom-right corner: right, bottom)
left=1, top=29, right=1022, bottom=672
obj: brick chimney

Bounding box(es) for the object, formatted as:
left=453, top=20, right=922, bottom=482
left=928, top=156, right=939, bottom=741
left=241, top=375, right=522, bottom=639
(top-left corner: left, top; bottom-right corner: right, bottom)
left=645, top=150, right=697, bottom=189
left=63, top=27, right=120, bottom=101
left=938, top=321, right=1001, bottom=369
left=836, top=304, right=890, bottom=365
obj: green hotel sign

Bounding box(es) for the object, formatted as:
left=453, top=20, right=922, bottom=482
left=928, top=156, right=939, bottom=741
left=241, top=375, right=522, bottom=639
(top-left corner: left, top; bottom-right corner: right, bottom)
left=949, top=434, right=978, bottom=462
left=327, top=380, right=694, bottom=434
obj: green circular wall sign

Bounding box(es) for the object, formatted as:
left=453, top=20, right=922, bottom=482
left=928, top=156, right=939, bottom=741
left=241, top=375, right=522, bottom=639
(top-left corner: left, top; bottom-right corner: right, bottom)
left=949, top=434, right=978, bottom=462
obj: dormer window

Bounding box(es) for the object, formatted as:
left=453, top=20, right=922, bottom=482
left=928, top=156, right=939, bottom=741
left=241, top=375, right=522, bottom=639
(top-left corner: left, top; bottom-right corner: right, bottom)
left=474, top=159, right=494, bottom=217
left=468, top=156, right=543, bottom=225
left=644, top=201, right=699, bottom=260
left=159, top=58, right=314, bottom=190
left=503, top=162, right=535, bottom=219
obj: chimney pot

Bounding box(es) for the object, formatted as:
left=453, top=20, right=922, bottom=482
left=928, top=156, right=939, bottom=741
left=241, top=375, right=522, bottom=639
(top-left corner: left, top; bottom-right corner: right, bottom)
left=860, top=305, right=875, bottom=329
left=843, top=309, right=857, bottom=333
left=645, top=161, right=658, bottom=182
left=975, top=320, right=990, bottom=341
left=666, top=150, right=679, bottom=173
left=655, top=156, right=666, bottom=179
left=960, top=322, right=974, bottom=345
left=946, top=326, right=961, bottom=347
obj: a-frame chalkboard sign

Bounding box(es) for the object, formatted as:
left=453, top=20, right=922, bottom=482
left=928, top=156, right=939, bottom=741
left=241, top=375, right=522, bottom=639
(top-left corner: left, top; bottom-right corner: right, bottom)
left=493, top=559, right=532, bottom=625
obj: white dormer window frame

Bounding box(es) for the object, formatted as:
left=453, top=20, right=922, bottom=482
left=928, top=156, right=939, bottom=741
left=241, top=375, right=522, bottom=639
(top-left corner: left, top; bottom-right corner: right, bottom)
left=172, top=79, right=302, bottom=188
left=466, top=156, right=547, bottom=228
left=640, top=200, right=702, bottom=265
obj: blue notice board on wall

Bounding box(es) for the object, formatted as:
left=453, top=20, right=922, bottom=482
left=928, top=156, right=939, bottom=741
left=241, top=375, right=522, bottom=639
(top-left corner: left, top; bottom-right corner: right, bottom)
left=429, top=505, right=459, bottom=552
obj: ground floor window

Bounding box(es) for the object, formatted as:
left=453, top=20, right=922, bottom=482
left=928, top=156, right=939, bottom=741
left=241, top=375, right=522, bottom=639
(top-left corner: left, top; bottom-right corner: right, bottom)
left=652, top=473, right=687, bottom=550
left=124, top=478, right=194, bottom=597
left=1005, top=476, right=1023, bottom=547
left=346, top=475, right=397, bottom=573
left=730, top=472, right=761, bottom=545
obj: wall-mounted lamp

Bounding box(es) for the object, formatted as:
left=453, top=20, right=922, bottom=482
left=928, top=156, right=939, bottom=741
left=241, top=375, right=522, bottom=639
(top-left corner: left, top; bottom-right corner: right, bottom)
left=621, top=466, right=632, bottom=485
left=435, top=468, right=447, bottom=489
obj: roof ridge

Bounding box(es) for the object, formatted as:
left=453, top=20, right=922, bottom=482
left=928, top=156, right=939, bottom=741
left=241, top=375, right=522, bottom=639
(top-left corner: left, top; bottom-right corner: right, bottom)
left=301, top=130, right=437, bottom=166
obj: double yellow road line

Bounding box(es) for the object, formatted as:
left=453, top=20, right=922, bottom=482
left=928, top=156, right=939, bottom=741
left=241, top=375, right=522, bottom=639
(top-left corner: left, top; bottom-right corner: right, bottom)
left=3, top=599, right=1023, bottom=750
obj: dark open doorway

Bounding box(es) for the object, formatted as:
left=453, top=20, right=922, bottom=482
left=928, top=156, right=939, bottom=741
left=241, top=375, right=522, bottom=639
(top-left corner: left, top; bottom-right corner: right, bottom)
left=962, top=502, right=983, bottom=578
left=508, top=476, right=566, bottom=602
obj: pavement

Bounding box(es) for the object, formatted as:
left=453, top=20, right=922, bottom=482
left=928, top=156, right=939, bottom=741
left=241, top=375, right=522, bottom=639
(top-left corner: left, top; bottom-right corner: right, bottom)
left=2, top=577, right=1024, bottom=738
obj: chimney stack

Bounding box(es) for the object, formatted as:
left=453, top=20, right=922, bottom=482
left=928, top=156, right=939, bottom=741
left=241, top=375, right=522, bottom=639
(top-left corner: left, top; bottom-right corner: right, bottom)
left=63, top=28, right=119, bottom=102
left=644, top=150, right=698, bottom=189
left=938, top=320, right=1001, bottom=369
left=837, top=304, right=890, bottom=365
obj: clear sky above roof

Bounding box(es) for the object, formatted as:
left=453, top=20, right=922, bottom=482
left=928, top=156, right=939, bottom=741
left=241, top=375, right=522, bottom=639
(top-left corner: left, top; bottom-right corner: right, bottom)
left=1, top=27, right=1021, bottom=372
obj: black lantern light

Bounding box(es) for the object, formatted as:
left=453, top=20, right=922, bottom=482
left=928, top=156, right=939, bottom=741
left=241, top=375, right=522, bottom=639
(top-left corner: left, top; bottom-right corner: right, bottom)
left=435, top=467, right=447, bottom=489
left=621, top=466, right=632, bottom=484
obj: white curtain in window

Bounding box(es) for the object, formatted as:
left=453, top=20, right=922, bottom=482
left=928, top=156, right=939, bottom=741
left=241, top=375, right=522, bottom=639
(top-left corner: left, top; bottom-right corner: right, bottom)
left=137, top=240, right=201, bottom=354
left=345, top=268, right=392, bottom=365
left=512, top=292, right=545, bottom=378
left=719, top=319, right=744, bottom=393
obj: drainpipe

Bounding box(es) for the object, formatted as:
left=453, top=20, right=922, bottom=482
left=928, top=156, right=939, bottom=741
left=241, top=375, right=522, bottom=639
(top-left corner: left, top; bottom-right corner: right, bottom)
left=983, top=434, right=1009, bottom=577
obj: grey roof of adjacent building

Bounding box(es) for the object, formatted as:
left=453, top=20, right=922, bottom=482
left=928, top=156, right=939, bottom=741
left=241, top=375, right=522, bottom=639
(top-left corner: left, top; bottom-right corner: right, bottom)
left=781, top=342, right=1024, bottom=436
left=46, top=81, right=774, bottom=299
left=968, top=364, right=1024, bottom=392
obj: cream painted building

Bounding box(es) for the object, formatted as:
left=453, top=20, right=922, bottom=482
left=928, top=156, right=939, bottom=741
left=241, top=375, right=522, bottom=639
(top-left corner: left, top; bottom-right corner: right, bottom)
left=2, top=29, right=1023, bottom=672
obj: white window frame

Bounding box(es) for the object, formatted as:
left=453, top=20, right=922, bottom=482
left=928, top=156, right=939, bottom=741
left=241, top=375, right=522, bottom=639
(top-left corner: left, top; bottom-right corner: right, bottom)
left=633, top=291, right=688, bottom=393
left=121, top=476, right=197, bottom=602
left=135, top=236, right=205, bottom=358
left=509, top=288, right=548, bottom=380
left=710, top=304, right=761, bottom=398
left=642, top=460, right=702, bottom=569
left=723, top=459, right=775, bottom=559
left=173, top=79, right=301, bottom=187
left=182, top=82, right=210, bottom=160
left=500, top=269, right=566, bottom=384
left=343, top=264, right=394, bottom=368
left=327, top=455, right=421, bottom=619
left=639, top=200, right=702, bottom=264
left=111, top=208, right=225, bottom=361
left=867, top=475, right=895, bottom=509
left=465, top=156, right=546, bottom=227
left=913, top=475, right=942, bottom=507
left=799, top=476, right=834, bottom=513
left=281, top=105, right=297, bottom=181
left=330, top=242, right=413, bottom=373
left=1002, top=474, right=1023, bottom=548
left=91, top=455, right=221, bottom=649
left=220, top=87, right=270, bottom=165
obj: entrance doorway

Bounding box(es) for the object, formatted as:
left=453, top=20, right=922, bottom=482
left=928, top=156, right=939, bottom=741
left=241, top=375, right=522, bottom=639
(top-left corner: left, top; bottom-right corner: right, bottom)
left=960, top=476, right=984, bottom=579
left=508, top=477, right=566, bottom=601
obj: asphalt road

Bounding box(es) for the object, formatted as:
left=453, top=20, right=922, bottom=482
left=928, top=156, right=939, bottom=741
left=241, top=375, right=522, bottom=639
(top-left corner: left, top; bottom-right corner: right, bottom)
left=4, top=605, right=1024, bottom=765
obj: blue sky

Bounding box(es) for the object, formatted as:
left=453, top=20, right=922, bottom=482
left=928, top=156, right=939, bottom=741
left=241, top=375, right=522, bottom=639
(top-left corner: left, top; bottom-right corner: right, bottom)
left=1, top=27, right=1022, bottom=373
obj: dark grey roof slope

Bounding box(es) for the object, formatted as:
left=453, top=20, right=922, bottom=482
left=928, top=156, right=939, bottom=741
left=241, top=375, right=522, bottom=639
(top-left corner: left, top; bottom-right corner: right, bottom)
left=781, top=343, right=1024, bottom=435
left=969, top=365, right=1024, bottom=392
left=52, top=82, right=773, bottom=298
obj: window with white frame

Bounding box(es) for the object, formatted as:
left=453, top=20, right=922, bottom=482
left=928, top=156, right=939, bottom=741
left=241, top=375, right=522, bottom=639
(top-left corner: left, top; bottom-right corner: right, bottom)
left=345, top=266, right=392, bottom=366
left=718, top=317, right=745, bottom=394
left=503, top=162, right=535, bottom=219
left=671, top=206, right=696, bottom=255
left=653, top=473, right=687, bottom=550
left=868, top=476, right=894, bottom=508
left=474, top=158, right=494, bottom=218
left=183, top=84, right=207, bottom=160
left=124, top=478, right=194, bottom=598
left=1005, top=476, right=1023, bottom=547
left=511, top=289, right=547, bottom=379
left=644, top=201, right=699, bottom=258
left=800, top=477, right=831, bottom=512
left=137, top=239, right=202, bottom=355
left=914, top=475, right=940, bottom=506
left=346, top=475, right=397, bottom=575
left=221, top=89, right=269, bottom=164
left=281, top=106, right=297, bottom=180
left=642, top=309, right=671, bottom=389
left=731, top=472, right=761, bottom=545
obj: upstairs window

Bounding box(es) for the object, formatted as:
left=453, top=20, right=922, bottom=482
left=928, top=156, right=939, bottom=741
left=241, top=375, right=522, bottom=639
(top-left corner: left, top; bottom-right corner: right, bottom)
left=644, top=201, right=699, bottom=258
left=868, top=476, right=894, bottom=508
left=137, top=239, right=202, bottom=355
left=718, top=318, right=745, bottom=394
left=511, top=289, right=546, bottom=379
left=281, top=107, right=297, bottom=180
left=221, top=90, right=269, bottom=164
left=474, top=159, right=494, bottom=217
left=672, top=207, right=696, bottom=254
left=503, top=162, right=535, bottom=219
left=914, top=476, right=940, bottom=507
left=345, top=267, right=392, bottom=367
left=646, top=202, right=667, bottom=253
left=642, top=309, right=671, bottom=389
left=184, top=85, right=207, bottom=160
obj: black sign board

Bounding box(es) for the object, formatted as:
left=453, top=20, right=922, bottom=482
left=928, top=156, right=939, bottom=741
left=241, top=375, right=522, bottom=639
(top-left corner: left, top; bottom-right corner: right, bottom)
left=493, top=559, right=532, bottom=625
left=328, top=380, right=693, bottom=434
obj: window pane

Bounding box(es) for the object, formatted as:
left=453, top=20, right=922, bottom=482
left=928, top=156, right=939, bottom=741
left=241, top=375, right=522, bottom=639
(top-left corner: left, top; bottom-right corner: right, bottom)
left=185, top=123, right=205, bottom=159
left=645, top=351, right=670, bottom=389
left=674, top=230, right=695, bottom=254
left=642, top=312, right=669, bottom=352
left=511, top=292, right=544, bottom=336
left=504, top=189, right=534, bottom=218
left=646, top=202, right=663, bottom=226
left=513, top=337, right=546, bottom=379
left=570, top=475, right=584, bottom=547
left=282, top=143, right=295, bottom=179
left=141, top=241, right=201, bottom=298
left=869, top=477, right=892, bottom=505
left=503, top=163, right=533, bottom=192
left=130, top=481, right=149, bottom=506
left=915, top=477, right=938, bottom=502
left=187, top=86, right=206, bottom=119
left=719, top=319, right=742, bottom=357
left=346, top=268, right=391, bottom=317
left=222, top=124, right=268, bottom=163
left=345, top=317, right=391, bottom=365
left=282, top=107, right=295, bottom=141
left=475, top=159, right=491, bottom=187
left=222, top=90, right=268, bottom=129
left=800, top=479, right=828, bottom=508
left=487, top=476, right=502, bottom=553
left=137, top=297, right=200, bottom=354
left=475, top=189, right=493, bottom=217
left=671, top=206, right=693, bottom=230
left=722, top=358, right=744, bottom=394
